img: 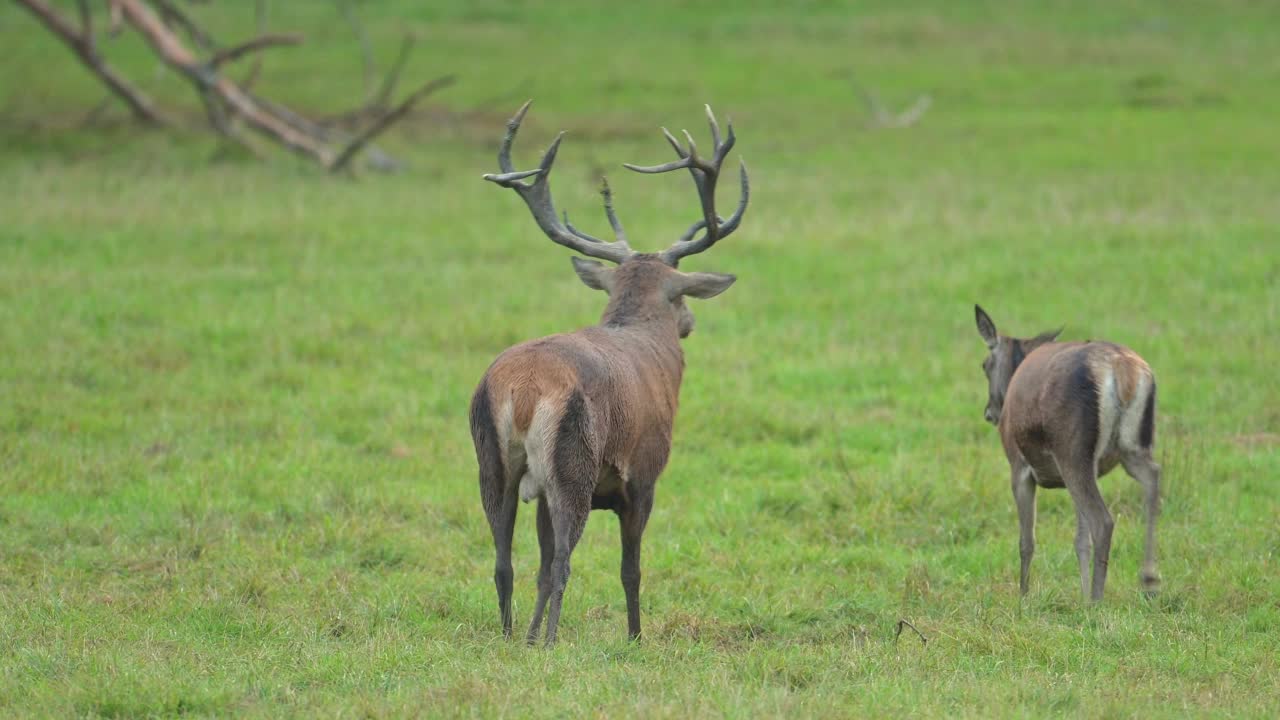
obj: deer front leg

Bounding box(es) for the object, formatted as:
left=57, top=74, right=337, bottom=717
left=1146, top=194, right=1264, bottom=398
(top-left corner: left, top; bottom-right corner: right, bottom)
left=618, top=484, right=654, bottom=641
left=1011, top=463, right=1037, bottom=596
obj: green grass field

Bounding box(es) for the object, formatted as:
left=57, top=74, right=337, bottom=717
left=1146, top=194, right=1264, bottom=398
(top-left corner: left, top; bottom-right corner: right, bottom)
left=2, top=1, right=1279, bottom=716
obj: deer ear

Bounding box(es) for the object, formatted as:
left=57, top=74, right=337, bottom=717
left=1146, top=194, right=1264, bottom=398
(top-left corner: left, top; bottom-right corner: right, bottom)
left=1026, top=326, right=1063, bottom=351
left=975, top=305, right=998, bottom=348
left=571, top=257, right=614, bottom=293
left=677, top=272, right=736, bottom=299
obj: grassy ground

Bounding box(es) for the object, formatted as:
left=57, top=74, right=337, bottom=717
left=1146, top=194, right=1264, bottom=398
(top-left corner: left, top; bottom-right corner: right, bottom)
left=2, top=1, right=1279, bottom=717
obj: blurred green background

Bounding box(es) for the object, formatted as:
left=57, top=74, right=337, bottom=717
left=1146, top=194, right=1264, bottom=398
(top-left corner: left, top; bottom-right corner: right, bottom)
left=2, top=1, right=1278, bottom=717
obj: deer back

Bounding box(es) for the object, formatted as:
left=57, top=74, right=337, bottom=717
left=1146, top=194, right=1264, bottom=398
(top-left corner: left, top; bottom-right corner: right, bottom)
left=476, top=320, right=685, bottom=493
left=1001, top=341, right=1155, bottom=474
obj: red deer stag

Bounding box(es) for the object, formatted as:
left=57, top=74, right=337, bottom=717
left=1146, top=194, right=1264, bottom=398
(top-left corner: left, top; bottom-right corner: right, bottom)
left=975, top=305, right=1161, bottom=601
left=471, top=102, right=749, bottom=646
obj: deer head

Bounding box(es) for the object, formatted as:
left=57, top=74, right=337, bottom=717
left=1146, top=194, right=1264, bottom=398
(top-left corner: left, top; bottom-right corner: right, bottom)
left=974, top=305, right=1062, bottom=425
left=482, top=101, right=750, bottom=338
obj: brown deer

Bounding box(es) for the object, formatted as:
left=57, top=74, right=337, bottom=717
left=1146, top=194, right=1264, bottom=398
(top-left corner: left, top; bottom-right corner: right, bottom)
left=471, top=102, right=749, bottom=646
left=974, top=305, right=1161, bottom=601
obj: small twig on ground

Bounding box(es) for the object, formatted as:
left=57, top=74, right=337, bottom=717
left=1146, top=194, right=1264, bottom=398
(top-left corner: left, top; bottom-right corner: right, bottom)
left=894, top=619, right=928, bottom=646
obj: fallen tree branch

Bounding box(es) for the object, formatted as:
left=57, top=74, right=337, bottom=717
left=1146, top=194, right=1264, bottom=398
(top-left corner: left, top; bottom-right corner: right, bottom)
left=150, top=0, right=214, bottom=51
left=98, top=0, right=447, bottom=171
left=15, top=0, right=165, bottom=125
left=329, top=74, right=456, bottom=174
left=239, top=0, right=269, bottom=90
left=336, top=0, right=377, bottom=102
left=321, top=32, right=420, bottom=129
left=17, top=0, right=449, bottom=171
left=850, top=75, right=932, bottom=129
left=209, top=32, right=303, bottom=68
left=114, top=0, right=334, bottom=163
left=372, top=34, right=418, bottom=110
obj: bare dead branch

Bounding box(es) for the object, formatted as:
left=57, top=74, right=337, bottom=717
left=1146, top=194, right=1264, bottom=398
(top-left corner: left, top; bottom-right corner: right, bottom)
left=894, top=619, right=928, bottom=646
left=336, top=0, right=377, bottom=102
left=113, top=0, right=335, bottom=164
left=373, top=33, right=418, bottom=109
left=76, top=0, right=92, bottom=41
left=852, top=77, right=932, bottom=129
left=240, top=0, right=270, bottom=91
left=15, top=0, right=165, bottom=125
left=149, top=0, right=214, bottom=51
left=329, top=74, right=456, bottom=173
left=24, top=0, right=449, bottom=171
left=208, top=33, right=303, bottom=67
left=320, top=32, right=420, bottom=129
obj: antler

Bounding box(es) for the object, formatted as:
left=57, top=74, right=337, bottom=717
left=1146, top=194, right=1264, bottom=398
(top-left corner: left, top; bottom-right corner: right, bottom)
left=624, top=105, right=750, bottom=266
left=483, top=101, right=635, bottom=265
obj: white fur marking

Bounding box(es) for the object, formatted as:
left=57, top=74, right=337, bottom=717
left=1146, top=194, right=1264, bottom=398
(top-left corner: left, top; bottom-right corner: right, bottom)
left=519, top=400, right=560, bottom=503
left=1094, top=365, right=1119, bottom=464
left=1117, top=373, right=1152, bottom=454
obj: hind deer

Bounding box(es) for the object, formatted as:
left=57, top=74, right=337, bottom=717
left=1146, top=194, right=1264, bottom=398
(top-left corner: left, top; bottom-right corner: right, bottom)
left=974, top=305, right=1162, bottom=602
left=471, top=102, right=749, bottom=646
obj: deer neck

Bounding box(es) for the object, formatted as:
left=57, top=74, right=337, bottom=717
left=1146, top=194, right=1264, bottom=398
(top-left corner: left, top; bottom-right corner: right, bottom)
left=597, top=294, right=685, bottom=381
left=599, top=293, right=679, bottom=339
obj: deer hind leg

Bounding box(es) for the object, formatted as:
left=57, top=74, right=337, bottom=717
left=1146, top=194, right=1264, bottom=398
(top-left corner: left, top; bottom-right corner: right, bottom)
left=1122, top=452, right=1161, bottom=595
left=473, top=383, right=518, bottom=638
left=541, top=483, right=592, bottom=647
left=1121, top=380, right=1161, bottom=595
left=525, top=496, right=556, bottom=644
left=480, top=484, right=518, bottom=637
left=1011, top=463, right=1037, bottom=596
left=1065, top=462, right=1113, bottom=602
left=539, top=391, right=599, bottom=648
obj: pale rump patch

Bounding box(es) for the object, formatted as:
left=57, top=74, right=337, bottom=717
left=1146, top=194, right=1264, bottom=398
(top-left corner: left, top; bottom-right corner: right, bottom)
left=519, top=399, right=562, bottom=503
left=1090, top=347, right=1147, bottom=405
left=1093, top=365, right=1118, bottom=464
left=1116, top=373, right=1153, bottom=454
left=495, top=396, right=514, bottom=475
left=1087, top=345, right=1155, bottom=462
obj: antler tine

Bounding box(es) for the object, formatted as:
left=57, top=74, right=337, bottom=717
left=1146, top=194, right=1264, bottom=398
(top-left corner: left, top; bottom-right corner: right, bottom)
left=482, top=101, right=634, bottom=264
left=713, top=119, right=736, bottom=166
left=681, top=129, right=700, bottom=164
left=600, top=177, right=627, bottom=243
left=564, top=177, right=626, bottom=243
left=495, top=99, right=533, bottom=175
left=620, top=105, right=749, bottom=266
left=562, top=210, right=606, bottom=244
left=662, top=128, right=687, bottom=158
left=673, top=160, right=750, bottom=244
left=704, top=104, right=721, bottom=148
